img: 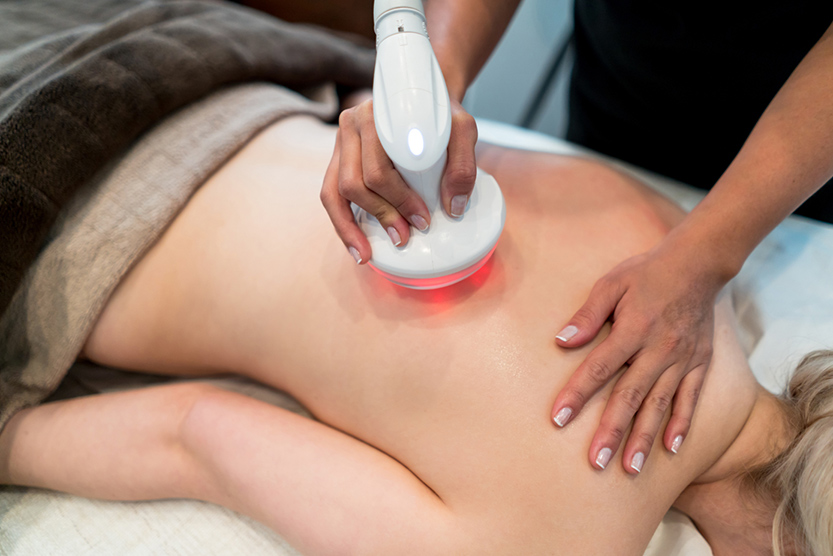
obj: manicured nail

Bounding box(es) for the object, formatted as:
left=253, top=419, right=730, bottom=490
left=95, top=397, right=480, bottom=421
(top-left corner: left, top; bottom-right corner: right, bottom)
left=671, top=435, right=684, bottom=454
left=451, top=195, right=468, bottom=217
left=630, top=452, right=645, bottom=473
left=595, top=447, right=612, bottom=470
left=348, top=246, right=362, bottom=264
left=386, top=226, right=402, bottom=246
left=410, top=214, right=429, bottom=231
left=553, top=407, right=572, bottom=427
left=556, top=325, right=578, bottom=342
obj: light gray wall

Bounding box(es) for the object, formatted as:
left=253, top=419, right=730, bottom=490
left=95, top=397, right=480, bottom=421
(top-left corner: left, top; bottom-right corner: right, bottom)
left=462, top=0, right=574, bottom=137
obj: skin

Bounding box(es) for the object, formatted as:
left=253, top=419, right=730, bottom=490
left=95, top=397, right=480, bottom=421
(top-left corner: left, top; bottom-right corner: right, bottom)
left=674, top=392, right=798, bottom=556
left=320, top=0, right=833, bottom=475
left=320, top=0, right=520, bottom=254
left=0, top=116, right=787, bottom=554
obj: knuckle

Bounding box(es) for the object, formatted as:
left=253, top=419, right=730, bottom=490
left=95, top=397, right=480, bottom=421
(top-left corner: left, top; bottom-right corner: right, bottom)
left=363, top=167, right=388, bottom=192
left=619, top=319, right=648, bottom=341
left=452, top=107, right=476, bottom=128
left=372, top=204, right=398, bottom=224
left=589, top=276, right=612, bottom=299
left=338, top=176, right=363, bottom=198
left=393, top=193, right=419, bottom=214
left=638, top=313, right=657, bottom=332
left=660, top=334, right=683, bottom=354
left=584, top=358, right=615, bottom=384
left=595, top=271, right=616, bottom=288
left=338, top=108, right=354, bottom=127
left=359, top=99, right=373, bottom=116
left=319, top=186, right=331, bottom=205
left=648, top=391, right=673, bottom=414
left=686, top=384, right=702, bottom=407
left=563, top=388, right=588, bottom=409
left=636, top=431, right=656, bottom=448
left=446, top=162, right=477, bottom=191
left=572, top=306, right=602, bottom=329
left=679, top=320, right=699, bottom=338
left=373, top=208, right=390, bottom=222
left=606, top=424, right=626, bottom=445
left=361, top=114, right=379, bottom=137
left=674, top=415, right=692, bottom=432
left=615, top=386, right=645, bottom=413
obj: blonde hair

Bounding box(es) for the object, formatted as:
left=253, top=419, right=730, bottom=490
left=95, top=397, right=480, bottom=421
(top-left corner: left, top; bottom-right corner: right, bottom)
left=747, top=350, right=833, bottom=556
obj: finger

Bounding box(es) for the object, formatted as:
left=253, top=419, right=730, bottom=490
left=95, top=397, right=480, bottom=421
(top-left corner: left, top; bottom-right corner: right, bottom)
left=551, top=328, right=638, bottom=430
left=663, top=362, right=707, bottom=455
left=359, top=113, right=429, bottom=244
left=441, top=104, right=478, bottom=218
left=320, top=129, right=371, bottom=264
left=620, top=365, right=684, bottom=474
left=337, top=111, right=409, bottom=249
left=556, top=274, right=627, bottom=348
left=583, top=354, right=664, bottom=470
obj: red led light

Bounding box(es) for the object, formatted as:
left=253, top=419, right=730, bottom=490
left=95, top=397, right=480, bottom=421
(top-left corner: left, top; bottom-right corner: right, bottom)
left=369, top=245, right=498, bottom=290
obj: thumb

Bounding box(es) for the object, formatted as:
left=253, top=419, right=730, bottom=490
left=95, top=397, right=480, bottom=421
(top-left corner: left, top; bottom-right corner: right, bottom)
left=556, top=277, right=625, bottom=348
left=441, top=105, right=478, bottom=218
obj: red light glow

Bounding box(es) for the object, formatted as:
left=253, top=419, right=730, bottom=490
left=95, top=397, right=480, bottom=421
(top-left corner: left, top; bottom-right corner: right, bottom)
left=369, top=245, right=498, bottom=290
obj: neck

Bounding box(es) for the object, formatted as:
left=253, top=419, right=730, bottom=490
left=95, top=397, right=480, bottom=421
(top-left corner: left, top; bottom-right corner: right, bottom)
left=674, top=387, right=795, bottom=556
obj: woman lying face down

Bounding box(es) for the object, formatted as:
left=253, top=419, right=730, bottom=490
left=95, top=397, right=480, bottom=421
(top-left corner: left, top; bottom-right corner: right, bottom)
left=0, top=114, right=828, bottom=555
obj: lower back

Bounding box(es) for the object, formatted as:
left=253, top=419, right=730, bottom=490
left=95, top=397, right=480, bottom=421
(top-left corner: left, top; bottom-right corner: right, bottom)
left=86, top=116, right=758, bottom=553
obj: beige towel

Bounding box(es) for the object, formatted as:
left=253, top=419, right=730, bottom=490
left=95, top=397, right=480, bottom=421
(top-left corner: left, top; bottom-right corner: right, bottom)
left=0, top=82, right=336, bottom=432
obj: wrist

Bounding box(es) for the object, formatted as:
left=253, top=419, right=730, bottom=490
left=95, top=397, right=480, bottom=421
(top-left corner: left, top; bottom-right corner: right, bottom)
left=430, top=38, right=470, bottom=104
left=447, top=82, right=467, bottom=105
left=660, top=223, right=745, bottom=287
left=433, top=51, right=468, bottom=103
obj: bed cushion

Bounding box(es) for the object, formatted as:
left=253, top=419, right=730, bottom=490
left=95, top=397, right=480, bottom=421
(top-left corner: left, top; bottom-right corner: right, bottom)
left=4, top=120, right=833, bottom=556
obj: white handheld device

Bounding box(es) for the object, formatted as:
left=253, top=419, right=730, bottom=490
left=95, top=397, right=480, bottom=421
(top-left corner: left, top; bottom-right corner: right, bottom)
left=355, top=0, right=506, bottom=289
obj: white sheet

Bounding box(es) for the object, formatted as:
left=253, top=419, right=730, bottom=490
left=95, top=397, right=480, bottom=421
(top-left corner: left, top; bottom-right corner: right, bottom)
left=3, top=119, right=832, bottom=556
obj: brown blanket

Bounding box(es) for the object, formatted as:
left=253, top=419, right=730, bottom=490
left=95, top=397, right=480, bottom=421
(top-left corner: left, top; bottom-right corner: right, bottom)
left=0, top=0, right=374, bottom=431
left=0, top=0, right=374, bottom=321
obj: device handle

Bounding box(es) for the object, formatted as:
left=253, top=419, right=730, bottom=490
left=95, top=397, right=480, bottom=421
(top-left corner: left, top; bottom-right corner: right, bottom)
left=372, top=1, right=451, bottom=180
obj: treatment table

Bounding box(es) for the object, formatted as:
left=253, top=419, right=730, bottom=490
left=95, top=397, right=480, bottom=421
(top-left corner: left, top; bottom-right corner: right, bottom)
left=1, top=119, right=831, bottom=556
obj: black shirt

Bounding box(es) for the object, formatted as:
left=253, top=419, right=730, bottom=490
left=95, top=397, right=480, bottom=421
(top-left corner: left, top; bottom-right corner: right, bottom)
left=567, top=0, right=833, bottom=222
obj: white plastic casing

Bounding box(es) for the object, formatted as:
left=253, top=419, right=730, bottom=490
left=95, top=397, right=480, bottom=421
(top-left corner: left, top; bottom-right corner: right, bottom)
left=356, top=1, right=506, bottom=289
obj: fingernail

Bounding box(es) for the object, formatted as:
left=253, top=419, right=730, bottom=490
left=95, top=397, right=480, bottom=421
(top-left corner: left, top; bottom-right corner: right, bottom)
left=595, top=447, right=612, bottom=470
left=386, top=226, right=402, bottom=246
left=553, top=407, right=572, bottom=427
left=410, top=214, right=429, bottom=231
left=556, top=325, right=578, bottom=342
left=671, top=435, right=684, bottom=454
left=451, top=195, right=468, bottom=217
left=348, top=246, right=362, bottom=264
left=630, top=452, right=645, bottom=473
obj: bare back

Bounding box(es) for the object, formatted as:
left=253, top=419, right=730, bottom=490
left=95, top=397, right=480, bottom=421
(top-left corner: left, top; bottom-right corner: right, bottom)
left=83, top=116, right=759, bottom=554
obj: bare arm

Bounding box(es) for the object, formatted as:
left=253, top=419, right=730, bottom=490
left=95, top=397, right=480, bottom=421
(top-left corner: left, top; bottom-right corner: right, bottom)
left=425, top=0, right=522, bottom=101
left=0, top=384, right=456, bottom=554
left=671, top=21, right=833, bottom=278
left=554, top=20, right=833, bottom=473
left=320, top=0, right=520, bottom=262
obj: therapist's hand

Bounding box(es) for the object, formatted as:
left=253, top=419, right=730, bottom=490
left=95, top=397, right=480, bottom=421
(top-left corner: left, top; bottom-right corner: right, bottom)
left=551, top=239, right=728, bottom=474
left=320, top=97, right=478, bottom=264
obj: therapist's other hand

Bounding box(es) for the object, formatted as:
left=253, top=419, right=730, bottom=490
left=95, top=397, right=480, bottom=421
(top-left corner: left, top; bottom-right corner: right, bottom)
left=551, top=243, right=725, bottom=474
left=320, top=97, right=478, bottom=264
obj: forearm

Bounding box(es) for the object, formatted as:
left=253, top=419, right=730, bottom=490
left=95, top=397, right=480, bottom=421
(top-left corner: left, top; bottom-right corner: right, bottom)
left=668, top=21, right=833, bottom=280
left=0, top=384, right=204, bottom=500
left=0, top=383, right=453, bottom=554
left=425, top=0, right=521, bottom=101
